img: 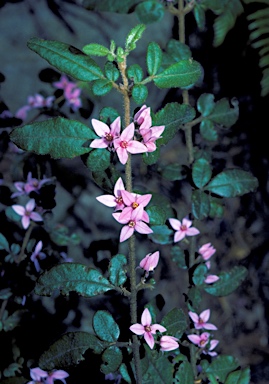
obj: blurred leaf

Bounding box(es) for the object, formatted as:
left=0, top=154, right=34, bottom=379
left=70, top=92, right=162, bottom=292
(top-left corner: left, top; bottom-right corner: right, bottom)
left=188, top=286, right=202, bottom=312
left=166, top=39, right=192, bottom=61
left=224, top=367, right=251, bottom=384
left=192, top=158, right=212, bottom=188
left=93, top=310, right=120, bottom=342
left=92, top=79, right=113, bottom=96
left=197, top=93, right=215, bottom=116
left=203, top=355, right=239, bottom=382
left=135, top=1, right=165, bottom=24
left=35, top=263, right=114, bottom=297
left=49, top=224, right=80, bottom=246
left=27, top=38, right=104, bottom=81
left=104, top=62, right=120, bottom=82
left=147, top=42, right=163, bottom=75
left=193, top=264, right=208, bottom=286
left=192, top=190, right=210, bottom=220
left=5, top=206, right=21, bottom=223
left=101, top=346, right=123, bottom=374
left=193, top=4, right=206, bottom=30
left=83, top=0, right=139, bottom=13
left=39, top=332, right=107, bottom=370
left=82, top=43, right=110, bottom=57
left=0, top=288, right=12, bottom=300
left=153, top=60, right=202, bottom=88
left=150, top=193, right=174, bottom=218
left=209, top=98, right=239, bottom=128
left=132, top=84, right=148, bottom=104
left=159, top=163, right=187, bottom=181
left=119, top=363, right=132, bottom=384
left=174, top=361, right=194, bottom=383
left=99, top=107, right=120, bottom=124
left=3, top=310, right=27, bottom=332
left=86, top=149, right=111, bottom=172
left=147, top=205, right=166, bottom=225
left=204, top=266, right=248, bottom=296
left=161, top=308, right=188, bottom=339
left=125, top=24, right=146, bottom=51
left=1, top=378, right=27, bottom=384
left=10, top=118, right=95, bottom=159
left=206, top=169, right=258, bottom=197
left=108, top=254, right=127, bottom=286
left=171, top=247, right=187, bottom=269
left=200, top=120, right=218, bottom=141
left=0, top=233, right=9, bottom=251
left=149, top=225, right=173, bottom=244
left=142, top=348, right=173, bottom=383
left=127, top=64, right=144, bottom=83
left=142, top=147, right=160, bottom=165
left=209, top=198, right=224, bottom=218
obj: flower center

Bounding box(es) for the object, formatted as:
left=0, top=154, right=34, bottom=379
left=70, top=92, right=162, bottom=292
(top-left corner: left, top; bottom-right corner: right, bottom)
left=128, top=220, right=136, bottom=228
left=25, top=210, right=32, bottom=217
left=105, top=133, right=113, bottom=142
left=145, top=325, right=151, bottom=332
left=120, top=140, right=128, bottom=148
left=180, top=224, right=187, bottom=231
left=115, top=196, right=123, bottom=204
left=132, top=202, right=139, bottom=209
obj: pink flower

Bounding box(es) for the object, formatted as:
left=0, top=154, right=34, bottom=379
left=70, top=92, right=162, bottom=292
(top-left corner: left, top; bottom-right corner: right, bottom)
left=168, top=217, right=200, bottom=243
left=198, top=242, right=216, bottom=269
left=113, top=205, right=153, bottom=242
left=139, top=251, right=159, bottom=276
left=159, top=335, right=179, bottom=351
left=96, top=177, right=126, bottom=211
left=64, top=84, right=82, bottom=111
left=27, top=367, right=69, bottom=384
left=140, top=125, right=165, bottom=152
left=11, top=172, right=52, bottom=198
left=30, top=241, right=46, bottom=272
left=28, top=94, right=54, bottom=108
left=204, top=274, right=219, bottom=284
left=27, top=367, right=48, bottom=384
left=46, top=370, right=69, bottom=384
left=187, top=332, right=210, bottom=348
left=130, top=308, right=166, bottom=349
left=203, top=339, right=219, bottom=357
left=113, top=123, right=148, bottom=165
left=53, top=74, right=76, bottom=90
left=15, top=105, right=31, bottom=120
left=119, top=190, right=151, bottom=222
left=188, top=309, right=217, bottom=330
left=134, top=105, right=152, bottom=130
left=90, top=117, right=121, bottom=149
left=12, top=199, right=43, bottom=229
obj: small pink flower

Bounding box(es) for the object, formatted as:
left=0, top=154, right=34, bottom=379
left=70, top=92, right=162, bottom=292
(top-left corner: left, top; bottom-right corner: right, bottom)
left=27, top=367, right=69, bottom=384
left=90, top=116, right=121, bottom=149
left=64, top=84, right=82, bottom=111
left=188, top=309, right=217, bottom=330
left=113, top=205, right=153, bottom=242
left=199, top=242, right=216, bottom=269
left=113, top=123, right=148, bottom=165
left=204, top=274, right=219, bottom=284
left=12, top=199, right=43, bottom=229
left=27, top=367, right=48, bottom=384
left=169, top=217, right=200, bottom=243
left=30, top=241, right=46, bottom=272
left=130, top=308, right=166, bottom=349
left=96, top=177, right=125, bottom=210
left=28, top=94, right=54, bottom=108
left=159, top=335, right=179, bottom=351
left=53, top=74, right=76, bottom=90
left=134, top=105, right=152, bottom=130
left=187, top=332, right=210, bottom=348
left=203, top=339, right=219, bottom=357
left=119, top=190, right=151, bottom=222
left=140, top=125, right=165, bottom=152
left=46, top=370, right=69, bottom=384
left=15, top=105, right=31, bottom=120
left=11, top=172, right=52, bottom=198
left=139, top=251, right=159, bottom=276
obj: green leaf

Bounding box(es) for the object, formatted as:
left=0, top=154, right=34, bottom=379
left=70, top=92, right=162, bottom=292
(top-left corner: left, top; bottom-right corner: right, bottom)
left=192, top=190, right=210, bottom=220
left=147, top=205, right=166, bottom=226
left=99, top=107, right=120, bottom=124
left=39, top=332, right=107, bottom=370
left=174, top=361, right=194, bottom=383
left=10, top=118, right=95, bottom=159
left=204, top=266, right=248, bottom=296
left=0, top=233, right=9, bottom=251
left=0, top=288, right=12, bottom=300
left=35, top=263, right=114, bottom=297
left=193, top=264, right=208, bottom=286
left=204, top=355, right=240, bottom=382
left=82, top=43, right=110, bottom=57
left=92, top=79, right=113, bottom=96
left=209, top=198, right=224, bottom=218
left=161, top=308, right=188, bottom=339
left=3, top=310, right=27, bottom=332
left=209, top=98, right=239, bottom=128
left=132, top=84, right=148, bottom=104
left=154, top=103, right=196, bottom=145
left=108, top=254, right=127, bottom=286
left=119, top=363, right=132, bottom=384
left=142, top=147, right=160, bottom=165
left=142, top=349, right=174, bottom=384
left=147, top=42, right=163, bottom=75
left=125, top=24, right=146, bottom=51
left=160, top=163, right=187, bottom=181
left=188, top=286, right=202, bottom=312
left=86, top=149, right=111, bottom=172
left=150, top=193, right=174, bottom=218
left=224, top=367, right=251, bottom=384
left=206, top=169, right=258, bottom=197
left=193, top=4, right=206, bottom=31
left=27, top=37, right=104, bottom=81
left=197, top=93, right=215, bottom=116
left=49, top=224, right=80, bottom=246
left=135, top=1, right=165, bottom=24
left=171, top=247, right=187, bottom=269
left=149, top=225, right=173, bottom=245
left=127, top=64, right=144, bottom=83
left=104, top=62, right=120, bottom=81
left=200, top=120, right=218, bottom=141
left=166, top=39, right=192, bottom=61
left=93, top=310, right=120, bottom=342
left=101, top=346, right=123, bottom=374
left=192, top=158, right=212, bottom=188
left=153, top=60, right=202, bottom=88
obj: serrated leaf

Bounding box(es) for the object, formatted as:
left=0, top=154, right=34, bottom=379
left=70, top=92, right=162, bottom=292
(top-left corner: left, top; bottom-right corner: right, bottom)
left=39, top=332, right=107, bottom=370
left=224, top=367, right=251, bottom=384
left=104, top=62, right=120, bottom=81
left=135, top=1, right=165, bottom=24
left=82, top=43, right=110, bottom=57
left=197, top=93, right=215, bottom=116
left=206, top=169, right=258, bottom=197
left=192, top=190, right=211, bottom=220
left=27, top=37, right=104, bottom=81
left=174, top=361, right=194, bottom=383
left=153, top=60, right=202, bottom=88
left=209, top=98, right=239, bottom=128
left=147, top=205, right=166, bottom=225
left=35, top=263, right=114, bottom=297
left=204, top=266, right=248, bottom=296
left=204, top=355, right=240, bottom=382
left=132, top=84, right=148, bottom=104
left=171, top=247, right=187, bottom=269
left=125, top=24, right=146, bottom=51
left=147, top=42, right=163, bottom=75
left=0, top=233, right=9, bottom=251
left=93, top=310, right=120, bottom=342
left=92, top=79, right=113, bottom=96
left=86, top=148, right=111, bottom=172
left=101, top=346, right=123, bottom=374
left=192, top=158, right=212, bottom=188
left=200, top=120, right=218, bottom=141
left=149, top=225, right=173, bottom=245
left=127, top=64, right=144, bottom=83
left=108, top=254, right=127, bottom=286
left=142, top=348, right=174, bottom=384
left=166, top=39, right=192, bottom=61
left=161, top=308, right=187, bottom=339
left=10, top=118, right=95, bottom=159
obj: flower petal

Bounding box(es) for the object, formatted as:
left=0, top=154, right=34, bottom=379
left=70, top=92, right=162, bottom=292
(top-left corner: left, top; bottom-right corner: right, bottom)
left=90, top=138, right=108, bottom=148
left=12, top=205, right=25, bottom=216
left=127, top=141, right=148, bottom=154
left=141, top=308, right=152, bottom=326
left=168, top=218, right=181, bottom=230
left=151, top=324, right=166, bottom=334
left=144, top=331, right=155, bottom=349
left=129, top=323, right=145, bottom=335
left=121, top=123, right=135, bottom=141
left=119, top=225, right=134, bottom=242
left=96, top=195, right=116, bottom=207
left=116, top=147, right=128, bottom=165
left=135, top=221, right=153, bottom=235
left=174, top=231, right=186, bottom=242
left=91, top=119, right=109, bottom=137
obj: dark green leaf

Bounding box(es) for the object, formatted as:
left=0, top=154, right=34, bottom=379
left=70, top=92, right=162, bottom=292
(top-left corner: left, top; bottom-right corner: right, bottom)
left=119, top=363, right=132, bottom=384
left=135, top=1, right=165, bottom=24
left=197, top=93, right=215, bottom=116
left=188, top=286, right=202, bottom=311
left=150, top=193, right=174, bottom=218
left=160, top=163, right=187, bottom=181
left=39, top=332, right=107, bottom=370
left=153, top=60, right=202, bottom=88
left=99, top=107, right=120, bottom=124
left=166, top=39, right=192, bottom=61
left=86, top=149, right=111, bottom=172
left=206, top=169, right=258, bottom=197
left=191, top=190, right=210, bottom=220
left=200, top=120, right=218, bottom=141
left=192, top=158, right=212, bottom=188
left=5, top=207, right=21, bottom=223
left=10, top=118, right=95, bottom=159
left=3, top=310, right=27, bottom=332
left=161, top=308, right=188, bottom=339
left=209, top=198, right=224, bottom=218
left=104, top=62, right=120, bottom=81
left=147, top=205, right=166, bottom=225
left=171, top=247, right=187, bottom=269
left=209, top=98, right=239, bottom=128
left=174, top=361, right=194, bottom=383
left=193, top=264, right=208, bottom=286
left=132, top=84, right=148, bottom=104
left=92, top=79, right=113, bottom=96
left=224, top=367, right=251, bottom=384
left=204, top=266, right=248, bottom=296
left=142, top=348, right=174, bottom=384
left=82, top=43, right=110, bottom=57
left=204, top=355, right=240, bottom=382
left=0, top=233, right=9, bottom=251
left=108, top=254, right=127, bottom=286
left=49, top=224, right=80, bottom=246
left=149, top=225, right=173, bottom=245
left=27, top=37, right=104, bottom=81
left=147, top=42, right=163, bottom=75
left=101, top=346, right=123, bottom=374
left=35, top=263, right=114, bottom=297
left=1, top=378, right=27, bottom=384
left=125, top=24, right=146, bottom=51
left=193, top=4, right=206, bottom=30
left=127, top=64, right=144, bottom=83
left=142, top=146, right=160, bottom=165
left=93, top=310, right=120, bottom=342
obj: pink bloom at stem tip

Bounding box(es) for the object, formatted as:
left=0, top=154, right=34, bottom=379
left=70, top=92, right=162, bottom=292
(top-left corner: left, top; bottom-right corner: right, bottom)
left=12, top=199, right=43, bottom=229
left=130, top=308, right=166, bottom=349
left=188, top=309, right=217, bottom=330
left=159, top=335, right=179, bottom=352
left=168, top=217, right=200, bottom=243
left=139, top=251, right=159, bottom=276
left=134, top=105, right=152, bottom=130
left=96, top=177, right=126, bottom=211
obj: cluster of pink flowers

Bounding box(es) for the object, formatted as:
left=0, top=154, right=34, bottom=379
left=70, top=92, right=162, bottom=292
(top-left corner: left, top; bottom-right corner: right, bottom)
left=27, top=367, right=69, bottom=384
left=96, top=177, right=153, bottom=242
left=198, top=242, right=219, bottom=284
left=90, top=105, right=165, bottom=165
left=11, top=172, right=52, bottom=198
left=130, top=308, right=179, bottom=352
left=16, top=94, right=55, bottom=120
left=53, top=74, right=82, bottom=111
left=187, top=309, right=219, bottom=356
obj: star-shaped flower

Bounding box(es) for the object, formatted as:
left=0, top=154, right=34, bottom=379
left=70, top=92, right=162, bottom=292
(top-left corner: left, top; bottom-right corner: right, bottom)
left=168, top=217, right=200, bottom=242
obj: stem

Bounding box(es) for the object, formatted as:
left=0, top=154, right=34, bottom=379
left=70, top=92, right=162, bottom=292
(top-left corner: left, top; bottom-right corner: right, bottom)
left=16, top=223, right=34, bottom=263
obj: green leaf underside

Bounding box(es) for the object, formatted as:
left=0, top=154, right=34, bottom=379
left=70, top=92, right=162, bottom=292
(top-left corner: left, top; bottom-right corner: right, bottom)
left=161, top=308, right=187, bottom=338
left=142, top=349, right=174, bottom=384
left=203, top=355, right=240, bottom=382
left=147, top=41, right=163, bottom=75
left=204, top=266, right=248, bottom=296
left=153, top=60, right=202, bottom=88
left=82, top=43, right=110, bottom=57
left=224, top=367, right=251, bottom=384
left=101, top=346, right=123, bottom=374
left=39, top=332, right=107, bottom=371
left=10, top=118, right=95, bottom=159
left=34, top=263, right=114, bottom=297
left=93, top=310, right=120, bottom=342
left=174, top=361, right=194, bottom=383
left=108, top=254, right=127, bottom=286
left=125, top=24, right=146, bottom=51
left=206, top=169, right=258, bottom=197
